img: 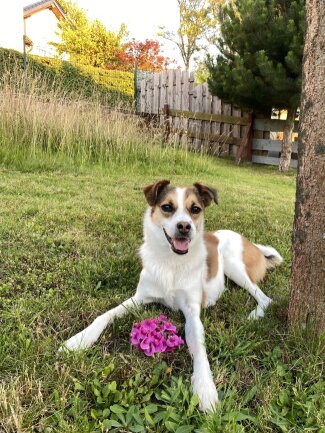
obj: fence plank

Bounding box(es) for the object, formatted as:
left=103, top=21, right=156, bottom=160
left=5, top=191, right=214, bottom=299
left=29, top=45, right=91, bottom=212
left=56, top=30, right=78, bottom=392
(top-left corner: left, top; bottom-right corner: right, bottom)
left=174, top=70, right=182, bottom=142
left=159, top=71, right=168, bottom=124
left=188, top=71, right=195, bottom=148
left=232, top=106, right=242, bottom=156
left=140, top=79, right=146, bottom=113
left=254, top=118, right=299, bottom=132
left=193, top=83, right=203, bottom=150
left=252, top=155, right=297, bottom=168
left=153, top=73, right=160, bottom=114
left=221, top=101, right=232, bottom=155
left=167, top=109, right=249, bottom=125
left=210, top=96, right=222, bottom=154
left=167, top=70, right=175, bottom=133
left=180, top=70, right=189, bottom=147
left=252, top=139, right=298, bottom=153
left=203, top=83, right=212, bottom=151
left=145, top=76, right=153, bottom=114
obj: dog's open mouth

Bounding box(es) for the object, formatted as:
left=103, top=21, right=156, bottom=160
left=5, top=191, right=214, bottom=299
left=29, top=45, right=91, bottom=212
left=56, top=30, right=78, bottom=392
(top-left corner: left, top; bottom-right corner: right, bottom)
left=163, top=228, right=190, bottom=255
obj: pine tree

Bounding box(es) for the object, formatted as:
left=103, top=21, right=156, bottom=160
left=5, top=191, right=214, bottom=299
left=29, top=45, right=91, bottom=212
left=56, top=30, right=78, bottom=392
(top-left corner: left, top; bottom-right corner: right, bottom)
left=206, top=0, right=305, bottom=171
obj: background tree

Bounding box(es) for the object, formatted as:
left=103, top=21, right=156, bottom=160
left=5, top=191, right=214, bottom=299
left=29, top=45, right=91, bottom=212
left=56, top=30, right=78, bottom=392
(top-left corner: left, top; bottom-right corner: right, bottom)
left=289, top=0, right=325, bottom=334
left=158, top=0, right=211, bottom=71
left=116, top=39, right=173, bottom=71
left=51, top=1, right=127, bottom=68
left=206, top=0, right=305, bottom=171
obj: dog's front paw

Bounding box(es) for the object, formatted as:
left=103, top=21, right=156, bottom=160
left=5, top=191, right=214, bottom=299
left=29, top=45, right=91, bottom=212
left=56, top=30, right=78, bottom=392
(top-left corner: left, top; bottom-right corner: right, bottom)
left=58, top=329, right=95, bottom=352
left=192, top=374, right=219, bottom=412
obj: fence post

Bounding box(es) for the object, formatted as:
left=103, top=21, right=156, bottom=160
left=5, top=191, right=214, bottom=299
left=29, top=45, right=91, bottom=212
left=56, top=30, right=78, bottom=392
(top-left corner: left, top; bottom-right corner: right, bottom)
left=163, top=104, right=170, bottom=142
left=235, top=112, right=254, bottom=165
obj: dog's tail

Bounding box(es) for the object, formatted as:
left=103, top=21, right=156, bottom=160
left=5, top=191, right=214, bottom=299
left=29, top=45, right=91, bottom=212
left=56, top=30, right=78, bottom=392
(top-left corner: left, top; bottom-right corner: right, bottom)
left=254, top=244, right=283, bottom=269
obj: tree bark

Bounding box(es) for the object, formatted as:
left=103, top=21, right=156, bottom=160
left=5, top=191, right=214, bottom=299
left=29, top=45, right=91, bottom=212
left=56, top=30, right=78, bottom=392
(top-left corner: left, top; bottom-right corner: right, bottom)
left=288, top=0, right=325, bottom=335
left=279, top=107, right=297, bottom=172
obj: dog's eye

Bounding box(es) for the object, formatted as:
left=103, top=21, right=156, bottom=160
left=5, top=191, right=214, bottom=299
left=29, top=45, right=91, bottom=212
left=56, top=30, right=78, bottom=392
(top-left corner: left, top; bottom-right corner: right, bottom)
left=191, top=205, right=201, bottom=214
left=161, top=204, right=174, bottom=213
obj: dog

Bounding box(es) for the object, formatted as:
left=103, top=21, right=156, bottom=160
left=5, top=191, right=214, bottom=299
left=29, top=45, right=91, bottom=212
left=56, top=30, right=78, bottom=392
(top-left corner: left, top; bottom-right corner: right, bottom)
left=60, top=180, right=282, bottom=412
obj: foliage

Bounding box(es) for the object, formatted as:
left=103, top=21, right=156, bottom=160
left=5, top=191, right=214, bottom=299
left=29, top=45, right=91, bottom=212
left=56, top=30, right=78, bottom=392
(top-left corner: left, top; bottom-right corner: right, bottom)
left=206, top=0, right=305, bottom=114
left=116, top=39, right=174, bottom=71
left=51, top=0, right=127, bottom=68
left=69, top=361, right=201, bottom=432
left=0, top=48, right=133, bottom=106
left=159, top=0, right=212, bottom=70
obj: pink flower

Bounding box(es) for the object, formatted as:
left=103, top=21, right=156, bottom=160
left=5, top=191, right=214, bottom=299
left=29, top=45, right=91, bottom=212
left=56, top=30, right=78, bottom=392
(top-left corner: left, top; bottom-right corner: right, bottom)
left=130, top=315, right=184, bottom=356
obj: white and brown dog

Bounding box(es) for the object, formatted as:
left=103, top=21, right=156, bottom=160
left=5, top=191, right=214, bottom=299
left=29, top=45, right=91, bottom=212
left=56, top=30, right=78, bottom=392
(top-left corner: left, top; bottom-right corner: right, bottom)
left=60, top=180, right=282, bottom=411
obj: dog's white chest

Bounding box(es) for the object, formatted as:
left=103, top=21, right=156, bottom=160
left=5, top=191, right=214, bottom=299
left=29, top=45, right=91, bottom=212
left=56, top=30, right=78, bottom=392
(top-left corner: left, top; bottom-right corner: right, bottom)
left=138, top=260, right=204, bottom=311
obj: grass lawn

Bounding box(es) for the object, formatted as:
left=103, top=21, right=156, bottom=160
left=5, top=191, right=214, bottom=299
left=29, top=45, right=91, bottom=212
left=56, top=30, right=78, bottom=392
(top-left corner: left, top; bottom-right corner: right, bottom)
left=0, top=151, right=324, bottom=433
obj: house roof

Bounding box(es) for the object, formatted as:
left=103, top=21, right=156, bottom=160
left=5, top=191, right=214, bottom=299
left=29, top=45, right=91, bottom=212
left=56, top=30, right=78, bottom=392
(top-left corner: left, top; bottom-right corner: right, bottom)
left=23, top=0, right=65, bottom=20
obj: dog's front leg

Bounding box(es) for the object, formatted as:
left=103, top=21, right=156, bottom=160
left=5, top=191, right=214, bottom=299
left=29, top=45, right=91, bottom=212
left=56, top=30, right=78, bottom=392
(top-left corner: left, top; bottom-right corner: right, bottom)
left=179, top=299, right=219, bottom=412
left=59, top=270, right=155, bottom=352
left=59, top=293, right=146, bottom=351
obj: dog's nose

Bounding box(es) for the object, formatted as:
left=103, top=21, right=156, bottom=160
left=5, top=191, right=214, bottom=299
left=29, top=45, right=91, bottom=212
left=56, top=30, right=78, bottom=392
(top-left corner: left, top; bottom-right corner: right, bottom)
left=177, top=221, right=191, bottom=234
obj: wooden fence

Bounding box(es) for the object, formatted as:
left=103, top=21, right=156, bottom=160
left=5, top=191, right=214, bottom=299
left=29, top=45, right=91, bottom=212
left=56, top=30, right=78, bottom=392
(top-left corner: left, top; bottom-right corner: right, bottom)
left=136, top=69, right=298, bottom=167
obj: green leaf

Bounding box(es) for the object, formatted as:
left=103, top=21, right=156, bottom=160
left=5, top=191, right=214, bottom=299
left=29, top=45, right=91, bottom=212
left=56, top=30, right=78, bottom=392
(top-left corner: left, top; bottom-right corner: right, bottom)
left=110, top=404, right=126, bottom=414
left=102, top=419, right=122, bottom=429
left=74, top=382, right=85, bottom=391
left=144, top=407, right=155, bottom=426
left=90, top=409, right=98, bottom=420
left=277, top=364, right=286, bottom=377
left=222, top=411, right=256, bottom=422
left=278, top=390, right=290, bottom=406
left=102, top=408, right=110, bottom=418
left=242, top=386, right=257, bottom=404
left=165, top=420, right=178, bottom=432
left=176, top=426, right=193, bottom=433
left=145, top=404, right=158, bottom=414
left=92, top=387, right=101, bottom=397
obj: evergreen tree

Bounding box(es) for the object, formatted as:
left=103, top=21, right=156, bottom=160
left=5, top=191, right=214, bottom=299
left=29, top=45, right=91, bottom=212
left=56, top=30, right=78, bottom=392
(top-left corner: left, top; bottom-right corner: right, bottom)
left=206, top=0, right=305, bottom=171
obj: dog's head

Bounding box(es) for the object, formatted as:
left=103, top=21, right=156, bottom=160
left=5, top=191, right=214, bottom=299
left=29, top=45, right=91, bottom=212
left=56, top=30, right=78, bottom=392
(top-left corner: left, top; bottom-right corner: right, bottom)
left=143, top=180, right=218, bottom=255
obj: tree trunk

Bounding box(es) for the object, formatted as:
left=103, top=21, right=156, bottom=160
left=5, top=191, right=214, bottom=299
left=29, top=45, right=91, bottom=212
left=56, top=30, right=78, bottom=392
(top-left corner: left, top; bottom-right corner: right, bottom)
left=288, top=0, right=325, bottom=335
left=279, top=107, right=297, bottom=172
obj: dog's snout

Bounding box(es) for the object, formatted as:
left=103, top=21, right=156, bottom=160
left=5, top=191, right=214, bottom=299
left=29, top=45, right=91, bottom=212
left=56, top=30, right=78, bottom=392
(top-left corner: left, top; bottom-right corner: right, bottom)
left=177, top=221, right=191, bottom=235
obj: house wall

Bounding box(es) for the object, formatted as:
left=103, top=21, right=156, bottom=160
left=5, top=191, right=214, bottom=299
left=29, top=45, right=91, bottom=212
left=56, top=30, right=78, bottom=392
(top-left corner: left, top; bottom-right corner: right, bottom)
left=0, top=0, right=24, bottom=52
left=24, top=8, right=61, bottom=57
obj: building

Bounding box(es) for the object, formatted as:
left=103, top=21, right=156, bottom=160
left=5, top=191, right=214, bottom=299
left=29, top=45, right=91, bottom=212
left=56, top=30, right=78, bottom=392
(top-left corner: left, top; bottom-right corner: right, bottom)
left=23, top=0, right=65, bottom=57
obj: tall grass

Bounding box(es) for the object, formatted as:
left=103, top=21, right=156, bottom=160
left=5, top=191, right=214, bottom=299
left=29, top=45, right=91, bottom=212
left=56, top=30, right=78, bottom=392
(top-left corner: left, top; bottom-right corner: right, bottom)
left=0, top=67, right=210, bottom=174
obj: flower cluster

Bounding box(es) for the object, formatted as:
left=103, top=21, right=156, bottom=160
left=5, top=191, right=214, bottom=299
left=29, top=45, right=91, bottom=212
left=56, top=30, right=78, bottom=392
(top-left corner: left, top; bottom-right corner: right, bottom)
left=130, top=315, right=184, bottom=356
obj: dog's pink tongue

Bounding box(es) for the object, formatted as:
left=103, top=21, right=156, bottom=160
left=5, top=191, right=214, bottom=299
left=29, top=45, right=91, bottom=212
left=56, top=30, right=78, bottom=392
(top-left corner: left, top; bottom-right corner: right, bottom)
left=173, top=238, right=190, bottom=252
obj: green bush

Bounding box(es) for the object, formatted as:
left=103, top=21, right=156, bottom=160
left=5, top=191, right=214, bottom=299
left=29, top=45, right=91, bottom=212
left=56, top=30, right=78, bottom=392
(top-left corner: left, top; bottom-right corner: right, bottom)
left=0, top=48, right=134, bottom=107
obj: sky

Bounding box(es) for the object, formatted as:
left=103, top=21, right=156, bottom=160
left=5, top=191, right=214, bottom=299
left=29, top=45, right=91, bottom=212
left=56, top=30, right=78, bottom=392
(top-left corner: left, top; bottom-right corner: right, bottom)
left=9, top=0, right=185, bottom=67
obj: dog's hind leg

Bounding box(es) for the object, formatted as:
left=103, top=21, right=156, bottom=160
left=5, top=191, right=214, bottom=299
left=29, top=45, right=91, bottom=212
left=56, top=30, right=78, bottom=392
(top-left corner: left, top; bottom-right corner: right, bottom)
left=224, top=260, right=272, bottom=319
left=59, top=294, right=146, bottom=351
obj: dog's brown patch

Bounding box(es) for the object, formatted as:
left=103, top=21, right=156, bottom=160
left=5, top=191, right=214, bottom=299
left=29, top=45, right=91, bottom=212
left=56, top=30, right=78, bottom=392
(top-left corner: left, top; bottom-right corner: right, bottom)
left=193, top=183, right=218, bottom=207
left=184, top=188, right=205, bottom=230
left=151, top=188, right=177, bottom=224
left=204, top=232, right=219, bottom=281
left=143, top=179, right=170, bottom=206
left=242, top=236, right=267, bottom=283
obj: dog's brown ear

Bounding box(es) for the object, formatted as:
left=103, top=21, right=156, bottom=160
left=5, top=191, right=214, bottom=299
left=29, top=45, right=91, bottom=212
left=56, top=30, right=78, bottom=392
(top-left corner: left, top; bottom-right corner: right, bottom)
left=143, top=180, right=170, bottom=206
left=193, top=183, right=218, bottom=207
